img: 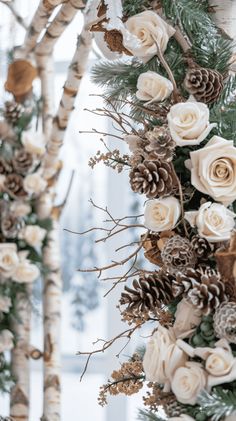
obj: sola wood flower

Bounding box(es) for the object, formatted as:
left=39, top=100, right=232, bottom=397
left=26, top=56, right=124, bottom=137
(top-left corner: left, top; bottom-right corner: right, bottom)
left=136, top=71, right=173, bottom=104
left=171, top=361, right=207, bottom=405
left=144, top=197, right=181, bottom=232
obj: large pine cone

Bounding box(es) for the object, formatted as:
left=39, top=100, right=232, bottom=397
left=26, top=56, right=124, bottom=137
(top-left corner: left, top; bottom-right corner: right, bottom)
left=214, top=302, right=236, bottom=344
left=4, top=101, right=24, bottom=125
left=174, top=268, right=227, bottom=315
left=12, top=150, right=33, bottom=175
left=184, top=67, right=223, bottom=104
left=161, top=235, right=197, bottom=274
left=145, top=126, right=175, bottom=162
left=0, top=157, right=13, bottom=175
left=120, top=271, right=174, bottom=319
left=129, top=160, right=177, bottom=199
left=4, top=174, right=25, bottom=197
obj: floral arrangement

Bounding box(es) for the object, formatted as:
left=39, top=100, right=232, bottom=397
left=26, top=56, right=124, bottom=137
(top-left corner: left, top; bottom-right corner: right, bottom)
left=0, top=98, right=53, bottom=392
left=80, top=1, right=236, bottom=420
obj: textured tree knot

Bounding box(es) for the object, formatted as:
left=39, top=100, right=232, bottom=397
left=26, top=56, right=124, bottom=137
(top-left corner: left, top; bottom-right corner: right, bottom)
left=44, top=374, right=61, bottom=392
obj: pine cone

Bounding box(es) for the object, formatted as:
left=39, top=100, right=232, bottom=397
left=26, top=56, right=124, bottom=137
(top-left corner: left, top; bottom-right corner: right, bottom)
left=174, top=268, right=227, bottom=315
left=164, top=398, right=183, bottom=417
left=142, top=231, right=175, bottom=266
left=191, top=235, right=213, bottom=261
left=214, top=302, right=236, bottom=344
left=4, top=101, right=24, bottom=125
left=12, top=150, right=33, bottom=175
left=161, top=235, right=197, bottom=274
left=0, top=157, right=13, bottom=175
left=120, top=271, right=174, bottom=319
left=4, top=174, right=25, bottom=197
left=145, top=126, right=175, bottom=162
left=129, top=160, right=177, bottom=199
left=184, top=67, right=224, bottom=104
left=1, top=213, right=21, bottom=239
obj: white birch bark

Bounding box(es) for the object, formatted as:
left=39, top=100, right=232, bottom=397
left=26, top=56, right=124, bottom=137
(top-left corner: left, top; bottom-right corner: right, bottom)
left=41, top=219, right=62, bottom=421
left=42, top=14, right=93, bottom=178
left=10, top=286, right=32, bottom=421
left=209, top=0, right=236, bottom=42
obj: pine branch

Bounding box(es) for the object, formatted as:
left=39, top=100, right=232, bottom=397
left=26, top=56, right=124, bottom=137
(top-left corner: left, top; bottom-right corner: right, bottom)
left=138, top=409, right=166, bottom=421
left=198, top=388, right=236, bottom=421
left=122, top=0, right=151, bottom=17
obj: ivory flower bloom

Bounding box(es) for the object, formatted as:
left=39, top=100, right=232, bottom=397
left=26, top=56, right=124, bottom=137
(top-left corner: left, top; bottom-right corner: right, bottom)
left=123, top=11, right=175, bottom=61
left=0, top=296, right=11, bottom=313
left=143, top=326, right=188, bottom=387
left=167, top=102, right=216, bottom=146
left=0, top=329, right=14, bottom=353
left=144, top=197, right=181, bottom=232
left=185, top=202, right=236, bottom=243
left=194, top=339, right=236, bottom=390
left=23, top=173, right=47, bottom=196
left=0, top=244, right=19, bottom=278
left=188, top=135, right=236, bottom=205
left=10, top=201, right=31, bottom=217
left=171, top=362, right=207, bottom=405
left=12, top=254, right=40, bottom=284
left=136, top=71, right=173, bottom=104
left=169, top=416, right=195, bottom=421
left=22, top=131, right=46, bottom=156
left=22, top=225, right=47, bottom=248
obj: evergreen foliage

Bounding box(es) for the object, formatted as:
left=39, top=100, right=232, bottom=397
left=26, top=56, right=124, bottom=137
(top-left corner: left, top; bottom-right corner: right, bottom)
left=198, top=388, right=236, bottom=421
left=138, top=409, right=165, bottom=421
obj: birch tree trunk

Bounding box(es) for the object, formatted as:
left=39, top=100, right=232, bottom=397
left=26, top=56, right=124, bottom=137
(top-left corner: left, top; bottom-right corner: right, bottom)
left=10, top=286, right=32, bottom=421
left=42, top=18, right=93, bottom=178
left=41, top=219, right=62, bottom=421
left=209, top=0, right=236, bottom=42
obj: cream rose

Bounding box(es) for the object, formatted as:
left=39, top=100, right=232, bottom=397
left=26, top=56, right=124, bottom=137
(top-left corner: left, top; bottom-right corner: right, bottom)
left=169, top=416, right=195, bottom=421
left=123, top=11, right=175, bottom=61
left=144, top=197, right=181, bottom=232
left=23, top=173, right=47, bottom=196
left=194, top=339, right=236, bottom=390
left=0, top=329, right=14, bottom=353
left=36, top=192, right=53, bottom=219
left=173, top=298, right=202, bottom=339
left=22, top=225, right=47, bottom=248
left=21, top=131, right=46, bottom=156
left=171, top=362, right=207, bottom=405
left=143, top=326, right=188, bottom=388
left=10, top=201, right=31, bottom=217
left=0, top=296, right=11, bottom=313
left=136, top=71, right=173, bottom=104
left=0, top=244, right=19, bottom=278
left=13, top=257, right=40, bottom=283
left=188, top=135, right=236, bottom=205
left=167, top=102, right=216, bottom=146
left=185, top=202, right=236, bottom=243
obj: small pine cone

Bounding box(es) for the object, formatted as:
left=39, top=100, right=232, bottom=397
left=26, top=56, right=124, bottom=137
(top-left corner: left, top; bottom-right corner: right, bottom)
left=0, top=157, right=13, bottom=175
left=184, top=67, right=224, bottom=104
left=120, top=271, right=175, bottom=318
left=191, top=235, right=213, bottom=260
left=174, top=268, right=227, bottom=315
left=145, top=126, right=175, bottom=162
left=4, top=101, right=24, bottom=125
left=12, top=150, right=33, bottom=175
left=161, top=235, right=197, bottom=274
left=129, top=160, right=177, bottom=199
left=142, top=230, right=175, bottom=266
left=1, top=213, right=21, bottom=239
left=4, top=173, right=25, bottom=197
left=214, top=302, right=236, bottom=344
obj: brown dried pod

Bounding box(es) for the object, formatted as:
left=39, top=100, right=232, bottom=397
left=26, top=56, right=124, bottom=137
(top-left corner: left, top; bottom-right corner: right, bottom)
left=5, top=60, right=37, bottom=101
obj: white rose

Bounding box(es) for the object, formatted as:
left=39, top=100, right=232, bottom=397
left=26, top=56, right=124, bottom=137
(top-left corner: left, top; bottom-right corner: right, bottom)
left=0, top=244, right=19, bottom=278
left=225, top=413, right=236, bottom=421
left=194, top=339, right=236, bottom=390
left=169, top=416, right=195, bottom=421
left=136, top=71, right=173, bottom=104
left=12, top=259, right=40, bottom=283
left=123, top=11, right=175, bottom=62
left=185, top=202, right=235, bottom=243
left=0, top=329, right=14, bottom=353
left=167, top=102, right=216, bottom=146
left=22, top=225, right=47, bottom=248
left=36, top=192, right=53, bottom=219
left=171, top=362, right=207, bottom=405
left=23, top=173, right=47, bottom=196
left=143, top=325, right=188, bottom=388
left=0, top=296, right=11, bottom=313
left=21, top=131, right=46, bottom=156
left=10, top=201, right=31, bottom=217
left=144, top=197, right=181, bottom=232
left=188, top=135, right=236, bottom=205
left=173, top=298, right=202, bottom=339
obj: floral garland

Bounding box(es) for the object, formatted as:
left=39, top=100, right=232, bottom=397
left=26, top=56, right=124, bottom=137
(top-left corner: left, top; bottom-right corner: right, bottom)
left=0, top=97, right=54, bottom=392
left=81, top=1, right=236, bottom=420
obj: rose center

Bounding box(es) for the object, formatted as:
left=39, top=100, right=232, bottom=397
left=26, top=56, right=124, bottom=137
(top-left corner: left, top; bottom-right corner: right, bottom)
left=180, top=112, right=196, bottom=125
left=153, top=205, right=167, bottom=223
left=207, top=211, right=223, bottom=228
left=210, top=158, right=233, bottom=183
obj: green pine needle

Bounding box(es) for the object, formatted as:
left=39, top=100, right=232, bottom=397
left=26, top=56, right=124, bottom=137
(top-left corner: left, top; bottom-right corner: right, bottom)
left=198, top=388, right=236, bottom=421
left=138, top=409, right=166, bottom=421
